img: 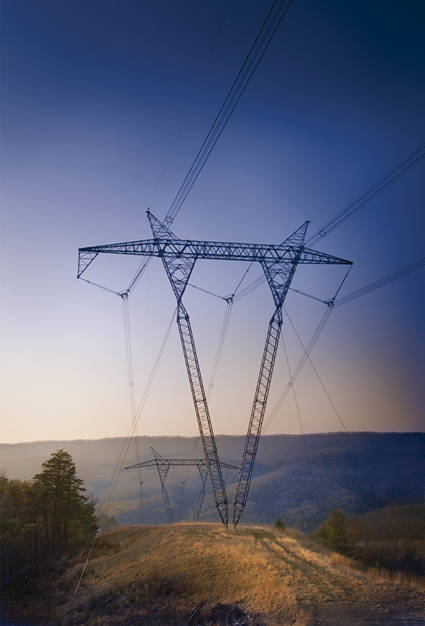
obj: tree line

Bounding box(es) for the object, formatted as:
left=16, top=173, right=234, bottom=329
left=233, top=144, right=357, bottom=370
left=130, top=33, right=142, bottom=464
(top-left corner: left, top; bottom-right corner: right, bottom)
left=314, top=507, right=425, bottom=576
left=0, top=450, right=98, bottom=577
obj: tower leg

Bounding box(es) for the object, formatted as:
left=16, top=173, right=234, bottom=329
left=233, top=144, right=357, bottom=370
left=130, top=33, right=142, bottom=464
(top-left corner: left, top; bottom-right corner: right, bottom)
left=147, top=211, right=228, bottom=528
left=177, top=304, right=228, bottom=527
left=232, top=308, right=282, bottom=527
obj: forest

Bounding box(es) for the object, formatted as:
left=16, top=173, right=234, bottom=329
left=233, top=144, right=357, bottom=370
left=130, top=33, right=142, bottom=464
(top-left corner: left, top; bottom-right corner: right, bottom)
left=0, top=450, right=98, bottom=579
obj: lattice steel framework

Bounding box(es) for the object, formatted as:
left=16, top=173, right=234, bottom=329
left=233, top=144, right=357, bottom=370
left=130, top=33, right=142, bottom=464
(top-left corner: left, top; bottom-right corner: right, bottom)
left=79, top=211, right=352, bottom=528
left=126, top=447, right=237, bottom=524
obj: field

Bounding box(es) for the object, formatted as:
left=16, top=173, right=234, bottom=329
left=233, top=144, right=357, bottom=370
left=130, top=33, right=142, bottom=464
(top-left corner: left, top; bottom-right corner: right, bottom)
left=4, top=523, right=425, bottom=625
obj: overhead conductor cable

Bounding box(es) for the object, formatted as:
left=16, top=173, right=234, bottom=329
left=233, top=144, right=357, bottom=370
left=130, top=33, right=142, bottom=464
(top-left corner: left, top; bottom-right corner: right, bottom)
left=165, top=0, right=294, bottom=226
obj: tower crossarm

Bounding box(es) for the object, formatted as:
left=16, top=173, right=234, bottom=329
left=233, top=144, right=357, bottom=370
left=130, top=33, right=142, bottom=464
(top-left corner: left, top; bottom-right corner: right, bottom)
left=78, top=251, right=99, bottom=278
left=298, top=248, right=351, bottom=266
left=126, top=459, right=237, bottom=470
left=77, top=239, right=351, bottom=277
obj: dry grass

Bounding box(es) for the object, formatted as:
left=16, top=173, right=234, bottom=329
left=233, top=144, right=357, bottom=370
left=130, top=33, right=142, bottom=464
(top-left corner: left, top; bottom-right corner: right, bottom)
left=6, top=523, right=425, bottom=625
left=63, top=524, right=307, bottom=625
left=329, top=551, right=425, bottom=590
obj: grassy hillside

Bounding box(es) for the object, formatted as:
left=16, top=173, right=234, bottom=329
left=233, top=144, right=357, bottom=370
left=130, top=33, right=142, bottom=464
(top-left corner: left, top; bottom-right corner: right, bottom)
left=2, top=433, right=424, bottom=530
left=3, top=523, right=425, bottom=625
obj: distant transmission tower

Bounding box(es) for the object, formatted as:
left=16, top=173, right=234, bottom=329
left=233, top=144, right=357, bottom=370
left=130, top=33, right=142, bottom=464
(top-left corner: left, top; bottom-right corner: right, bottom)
left=126, top=447, right=237, bottom=524
left=79, top=211, right=352, bottom=528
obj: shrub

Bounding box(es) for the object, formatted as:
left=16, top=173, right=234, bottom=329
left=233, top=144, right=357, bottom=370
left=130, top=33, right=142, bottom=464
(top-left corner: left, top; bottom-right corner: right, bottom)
left=314, top=509, right=349, bottom=554
left=274, top=517, right=287, bottom=532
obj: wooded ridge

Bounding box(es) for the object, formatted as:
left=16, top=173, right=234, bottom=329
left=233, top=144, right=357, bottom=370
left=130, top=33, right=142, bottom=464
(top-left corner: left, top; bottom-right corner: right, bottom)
left=2, top=433, right=424, bottom=531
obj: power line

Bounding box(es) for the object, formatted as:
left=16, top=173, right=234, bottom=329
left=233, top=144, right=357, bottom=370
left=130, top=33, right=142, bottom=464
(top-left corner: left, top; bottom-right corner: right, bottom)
left=334, top=257, right=425, bottom=307
left=262, top=265, right=351, bottom=433
left=306, top=142, right=425, bottom=247
left=149, top=0, right=235, bottom=210
left=73, top=309, right=176, bottom=596
left=273, top=309, right=425, bottom=577
left=228, top=142, right=425, bottom=304
left=262, top=257, right=425, bottom=428
left=207, top=299, right=233, bottom=403
left=122, top=295, right=144, bottom=524
left=263, top=307, right=333, bottom=433
left=165, top=0, right=294, bottom=225
left=281, top=332, right=317, bottom=501
left=278, top=257, right=424, bottom=310
left=119, top=0, right=294, bottom=296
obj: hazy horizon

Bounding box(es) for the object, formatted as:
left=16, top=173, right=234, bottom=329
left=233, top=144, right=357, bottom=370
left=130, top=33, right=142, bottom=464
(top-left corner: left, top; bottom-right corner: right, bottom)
left=2, top=430, right=423, bottom=448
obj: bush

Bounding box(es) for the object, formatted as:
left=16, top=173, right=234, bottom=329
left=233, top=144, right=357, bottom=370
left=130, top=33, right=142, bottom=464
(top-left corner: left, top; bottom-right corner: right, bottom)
left=274, top=517, right=287, bottom=532
left=314, top=509, right=349, bottom=554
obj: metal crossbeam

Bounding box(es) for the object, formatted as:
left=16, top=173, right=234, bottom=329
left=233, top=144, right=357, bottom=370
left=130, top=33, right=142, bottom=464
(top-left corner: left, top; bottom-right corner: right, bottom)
left=80, top=211, right=352, bottom=528
left=126, top=459, right=237, bottom=470
left=78, top=239, right=350, bottom=277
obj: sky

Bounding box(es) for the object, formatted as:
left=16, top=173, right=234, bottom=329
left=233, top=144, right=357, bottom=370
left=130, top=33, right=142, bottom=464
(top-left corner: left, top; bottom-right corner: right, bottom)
left=1, top=0, right=424, bottom=446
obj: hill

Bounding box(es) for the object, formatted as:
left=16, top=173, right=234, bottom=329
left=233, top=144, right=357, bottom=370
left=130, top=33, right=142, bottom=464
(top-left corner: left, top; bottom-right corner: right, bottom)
left=2, top=523, right=425, bottom=625
left=1, top=433, right=424, bottom=530
left=0, top=433, right=425, bottom=532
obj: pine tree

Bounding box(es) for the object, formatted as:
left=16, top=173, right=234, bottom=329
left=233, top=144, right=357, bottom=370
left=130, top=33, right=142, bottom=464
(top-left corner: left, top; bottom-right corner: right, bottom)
left=33, top=449, right=97, bottom=551
left=1, top=452, right=98, bottom=573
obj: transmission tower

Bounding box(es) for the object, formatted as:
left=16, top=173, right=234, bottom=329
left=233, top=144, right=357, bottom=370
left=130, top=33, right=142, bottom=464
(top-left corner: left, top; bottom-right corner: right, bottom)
left=79, top=211, right=352, bottom=528
left=126, top=447, right=237, bottom=524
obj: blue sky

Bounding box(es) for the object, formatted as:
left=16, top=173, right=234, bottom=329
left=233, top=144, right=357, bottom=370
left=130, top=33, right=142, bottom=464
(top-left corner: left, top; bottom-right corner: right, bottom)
left=1, top=0, right=424, bottom=444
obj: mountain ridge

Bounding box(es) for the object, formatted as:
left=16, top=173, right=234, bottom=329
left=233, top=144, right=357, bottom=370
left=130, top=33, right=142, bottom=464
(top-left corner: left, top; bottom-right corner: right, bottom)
left=1, top=432, right=424, bottom=531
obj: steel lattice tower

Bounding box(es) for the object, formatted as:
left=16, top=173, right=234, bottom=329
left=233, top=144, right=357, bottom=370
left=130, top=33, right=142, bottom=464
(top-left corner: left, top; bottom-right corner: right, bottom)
left=79, top=211, right=352, bottom=527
